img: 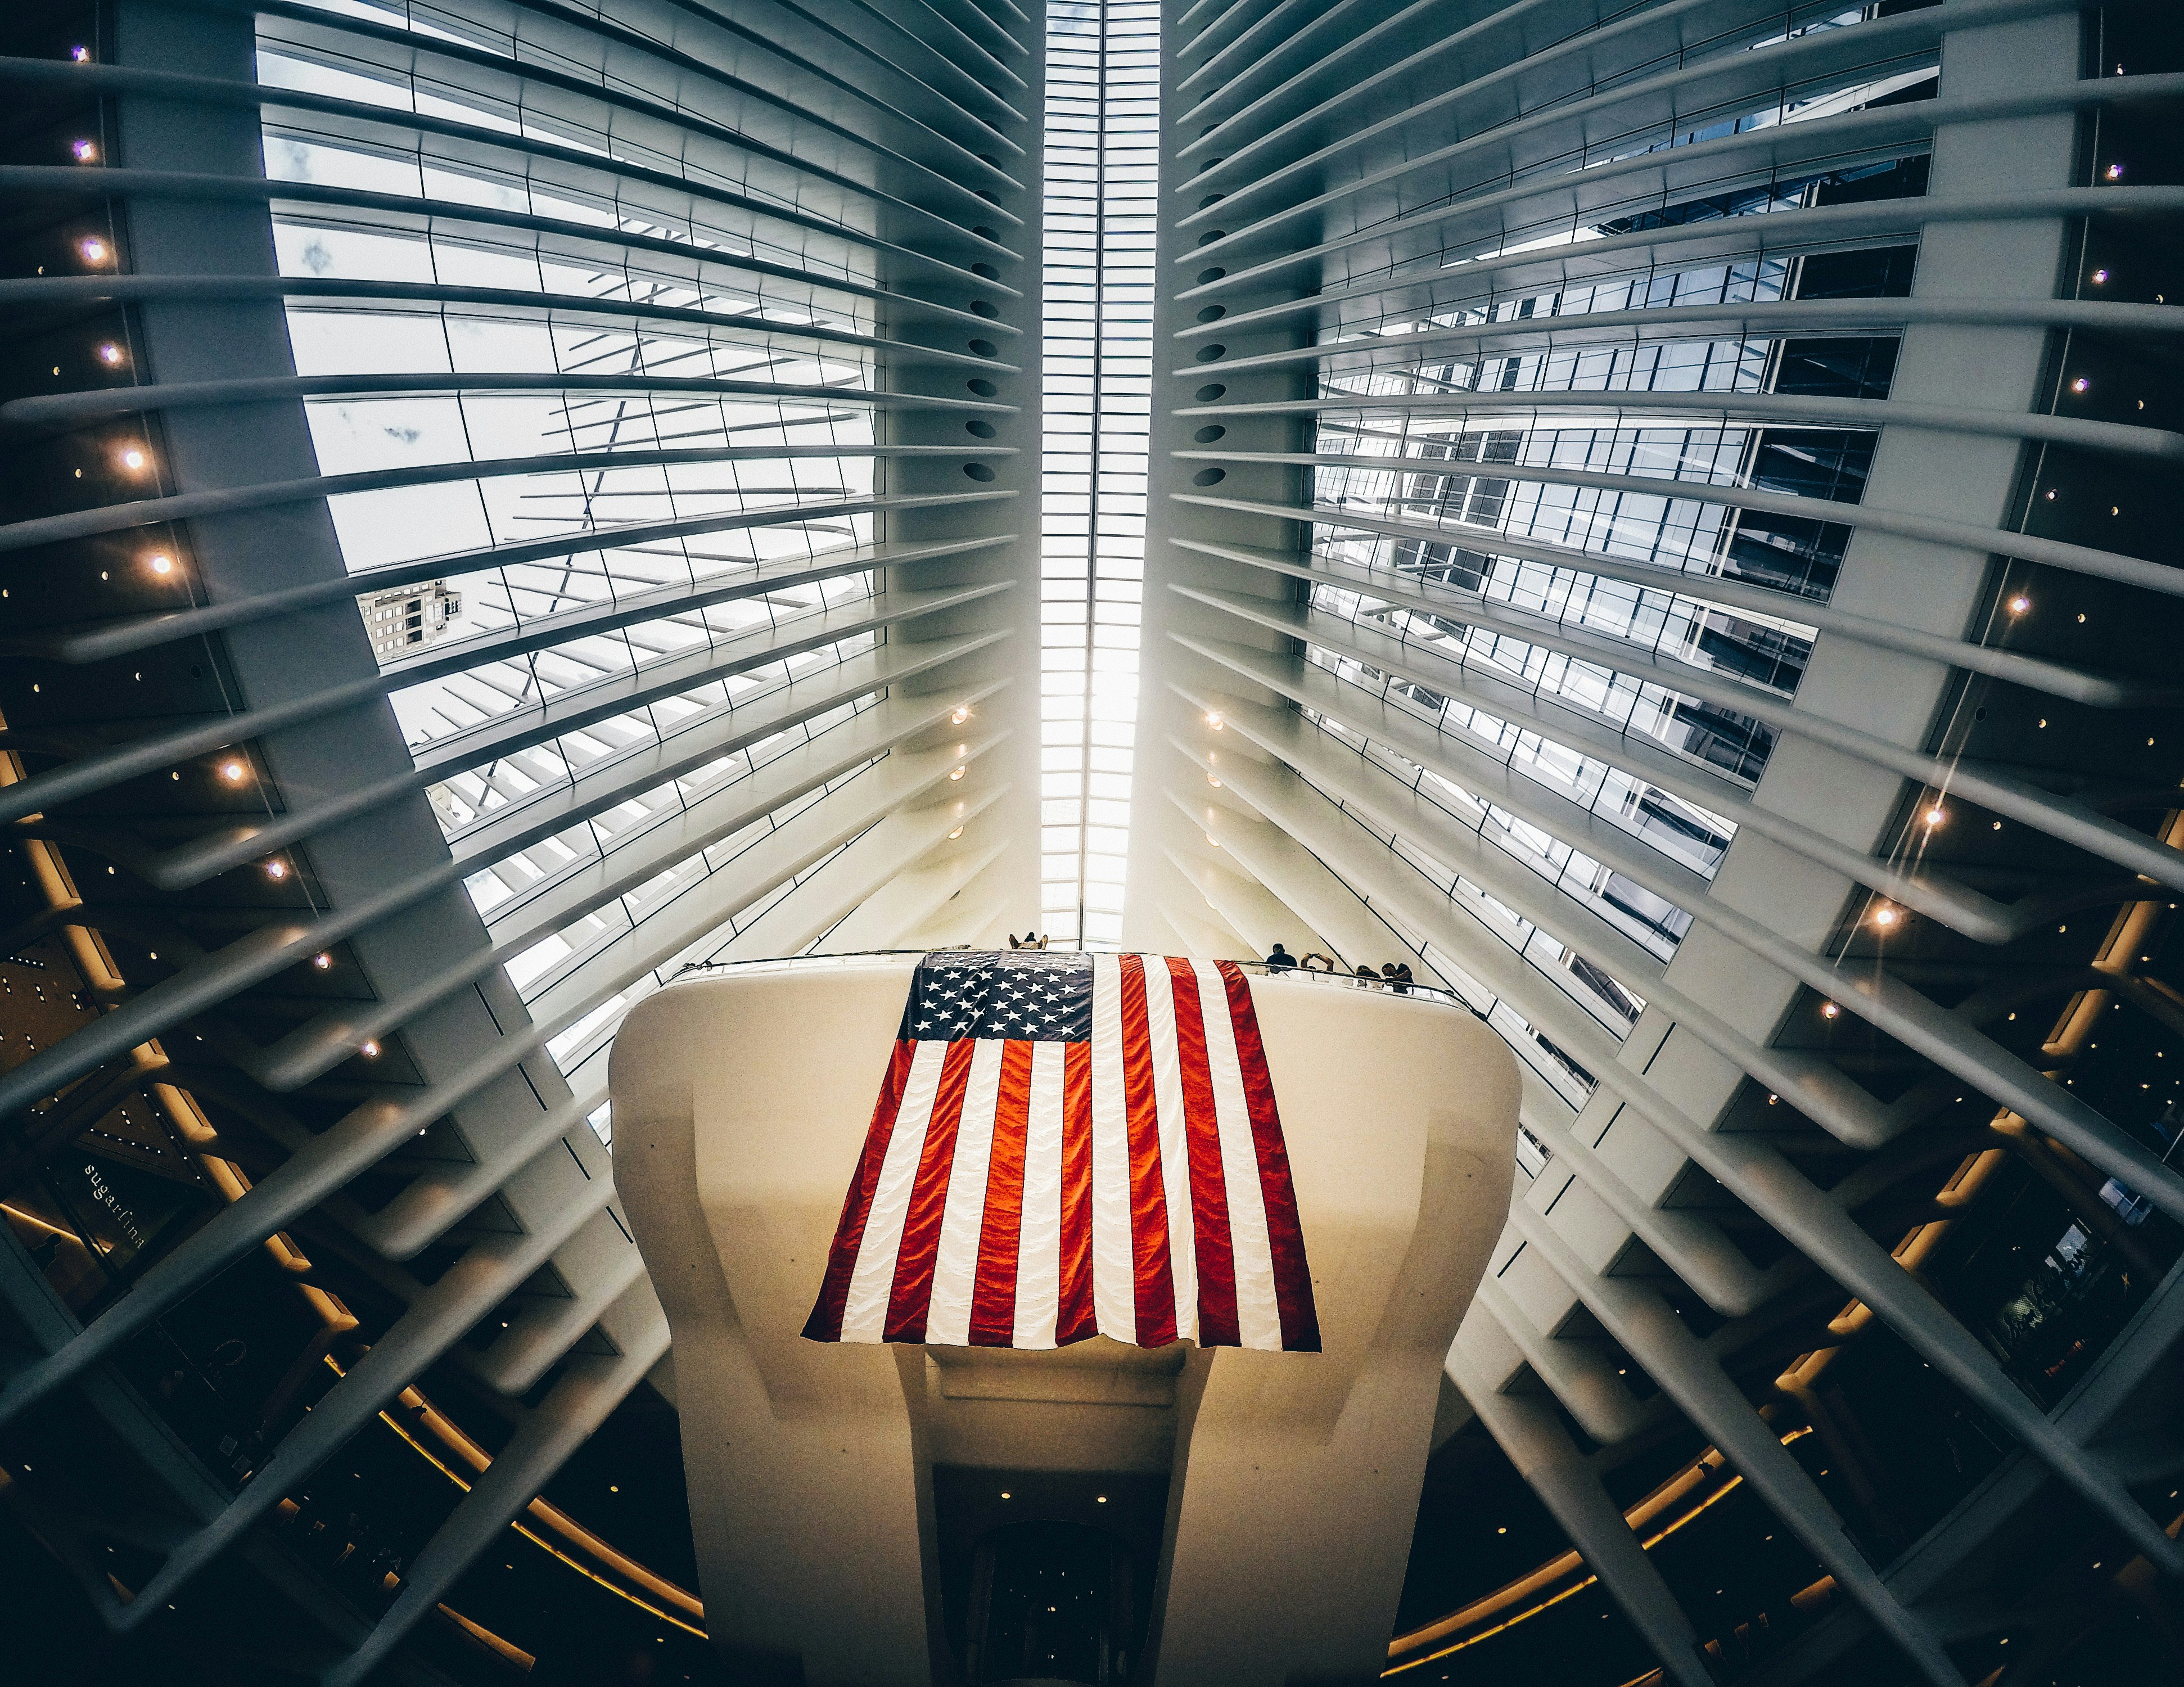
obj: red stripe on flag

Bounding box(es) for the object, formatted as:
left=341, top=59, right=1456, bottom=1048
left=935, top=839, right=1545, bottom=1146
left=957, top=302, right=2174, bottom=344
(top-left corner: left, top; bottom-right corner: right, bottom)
left=1217, top=960, right=1321, bottom=1352
left=1117, top=954, right=1179, bottom=1347
left=1057, top=1039, right=1097, bottom=1346
left=802, top=1039, right=917, bottom=1341
left=968, top=1040, right=1033, bottom=1345
left=883, top=1039, right=977, bottom=1342
left=1168, top=958, right=1240, bottom=1347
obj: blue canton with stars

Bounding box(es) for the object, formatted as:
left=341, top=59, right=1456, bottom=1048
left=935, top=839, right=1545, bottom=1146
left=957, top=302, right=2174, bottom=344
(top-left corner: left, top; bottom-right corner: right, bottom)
left=899, top=951, right=1095, bottom=1043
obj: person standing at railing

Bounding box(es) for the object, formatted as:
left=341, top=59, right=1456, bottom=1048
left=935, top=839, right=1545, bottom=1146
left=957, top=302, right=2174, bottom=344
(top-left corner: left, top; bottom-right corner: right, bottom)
left=1264, top=943, right=1298, bottom=970
left=1355, top=963, right=1382, bottom=989
left=1299, top=953, right=1337, bottom=973
left=1385, top=962, right=1415, bottom=995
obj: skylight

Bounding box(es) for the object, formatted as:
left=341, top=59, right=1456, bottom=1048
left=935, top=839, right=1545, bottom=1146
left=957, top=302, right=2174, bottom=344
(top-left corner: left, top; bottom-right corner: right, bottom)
left=1039, top=0, right=1159, bottom=949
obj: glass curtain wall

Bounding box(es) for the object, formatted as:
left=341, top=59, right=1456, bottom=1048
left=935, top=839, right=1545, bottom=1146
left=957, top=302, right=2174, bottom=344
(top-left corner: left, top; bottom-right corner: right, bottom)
left=247, top=0, right=956, bottom=1133
left=1041, top=0, right=1158, bottom=949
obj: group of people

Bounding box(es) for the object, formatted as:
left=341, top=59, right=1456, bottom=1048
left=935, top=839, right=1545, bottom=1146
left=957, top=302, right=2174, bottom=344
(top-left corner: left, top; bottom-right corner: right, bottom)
left=1262, top=943, right=1416, bottom=994
left=989, top=931, right=1415, bottom=994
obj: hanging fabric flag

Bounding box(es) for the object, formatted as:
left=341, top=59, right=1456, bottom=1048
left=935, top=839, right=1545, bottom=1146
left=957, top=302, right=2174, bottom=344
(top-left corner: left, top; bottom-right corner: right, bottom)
left=802, top=950, right=1319, bottom=1352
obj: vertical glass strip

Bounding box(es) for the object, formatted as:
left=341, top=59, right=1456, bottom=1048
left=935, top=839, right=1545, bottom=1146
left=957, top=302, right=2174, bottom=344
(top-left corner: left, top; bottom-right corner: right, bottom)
left=1041, top=0, right=1159, bottom=949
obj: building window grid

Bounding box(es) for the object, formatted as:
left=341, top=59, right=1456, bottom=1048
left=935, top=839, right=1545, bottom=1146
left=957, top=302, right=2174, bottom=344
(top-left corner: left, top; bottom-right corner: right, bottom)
left=250, top=12, right=903, bottom=1118
left=1041, top=0, right=1159, bottom=949
left=1275, top=65, right=1940, bottom=1117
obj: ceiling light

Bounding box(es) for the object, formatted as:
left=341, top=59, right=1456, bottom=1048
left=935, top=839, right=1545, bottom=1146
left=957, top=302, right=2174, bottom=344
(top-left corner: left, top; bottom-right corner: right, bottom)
left=2006, top=594, right=2031, bottom=614
left=2071, top=377, right=2090, bottom=393
left=220, top=761, right=244, bottom=781
left=265, top=859, right=288, bottom=879
left=951, top=706, right=969, bottom=724
left=947, top=826, right=963, bottom=838
left=1923, top=805, right=1946, bottom=826
left=2091, top=268, right=2109, bottom=283
left=79, top=237, right=108, bottom=263
left=121, top=448, right=147, bottom=471
left=313, top=953, right=331, bottom=970
left=2106, top=163, right=2124, bottom=179
left=1821, top=1002, right=1840, bottom=1019
left=949, top=765, right=965, bottom=781
left=1872, top=906, right=1899, bottom=928
left=1206, top=712, right=1223, bottom=729
left=97, top=341, right=121, bottom=364
left=361, top=1041, right=380, bottom=1058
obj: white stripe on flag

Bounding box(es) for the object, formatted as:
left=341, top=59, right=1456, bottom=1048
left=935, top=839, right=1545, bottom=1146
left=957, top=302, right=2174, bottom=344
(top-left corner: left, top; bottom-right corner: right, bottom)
left=1014, top=1040, right=1065, bottom=1348
left=838, top=1040, right=947, bottom=1341
left=1088, top=953, right=1135, bottom=1342
left=1198, top=964, right=1283, bottom=1349
left=921, top=1040, right=1004, bottom=1347
left=1144, top=956, right=1197, bottom=1344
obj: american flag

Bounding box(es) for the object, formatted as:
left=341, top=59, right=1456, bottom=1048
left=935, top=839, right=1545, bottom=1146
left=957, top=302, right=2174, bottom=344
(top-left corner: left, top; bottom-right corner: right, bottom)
left=802, top=951, right=1320, bottom=1352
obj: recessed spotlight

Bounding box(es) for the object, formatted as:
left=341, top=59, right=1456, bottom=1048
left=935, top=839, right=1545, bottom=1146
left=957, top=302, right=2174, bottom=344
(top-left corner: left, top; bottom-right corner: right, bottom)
left=1923, top=805, right=1946, bottom=826
left=361, top=1040, right=380, bottom=1058
left=265, top=859, right=288, bottom=879
left=949, top=765, right=965, bottom=781
left=947, top=826, right=964, bottom=838
left=313, top=953, right=331, bottom=970
left=1206, top=712, right=1224, bottom=729
left=79, top=237, right=108, bottom=264
left=2007, top=594, right=2031, bottom=614
left=1872, top=906, right=1899, bottom=928
left=2091, top=268, right=2109, bottom=283
left=2071, top=377, right=2090, bottom=394
left=2106, top=163, right=2124, bottom=180
left=1821, top=1002, right=1841, bottom=1019
left=121, top=448, right=147, bottom=471
left=220, top=761, right=244, bottom=781
left=149, top=553, right=173, bottom=574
